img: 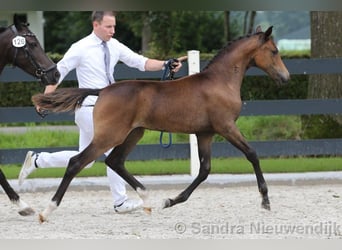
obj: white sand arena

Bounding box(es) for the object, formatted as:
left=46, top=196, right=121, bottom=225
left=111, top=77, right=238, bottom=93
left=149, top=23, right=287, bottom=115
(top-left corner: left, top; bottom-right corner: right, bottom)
left=1, top=175, right=342, bottom=239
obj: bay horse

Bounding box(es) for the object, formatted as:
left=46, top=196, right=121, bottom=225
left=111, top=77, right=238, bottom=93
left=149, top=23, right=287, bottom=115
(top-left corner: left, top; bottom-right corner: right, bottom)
left=32, top=26, right=290, bottom=223
left=0, top=14, right=60, bottom=216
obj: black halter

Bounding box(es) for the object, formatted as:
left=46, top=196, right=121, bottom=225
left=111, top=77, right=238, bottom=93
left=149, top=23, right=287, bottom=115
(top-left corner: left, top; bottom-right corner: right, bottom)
left=10, top=24, right=57, bottom=81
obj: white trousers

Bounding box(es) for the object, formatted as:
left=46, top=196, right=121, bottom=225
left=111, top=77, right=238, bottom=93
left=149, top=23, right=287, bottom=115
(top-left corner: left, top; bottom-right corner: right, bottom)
left=36, top=106, right=127, bottom=206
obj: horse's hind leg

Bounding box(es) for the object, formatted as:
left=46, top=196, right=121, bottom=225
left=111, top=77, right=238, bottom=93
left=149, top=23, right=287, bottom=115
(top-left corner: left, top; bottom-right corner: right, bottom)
left=0, top=169, right=35, bottom=216
left=221, top=123, right=270, bottom=210
left=104, top=128, right=152, bottom=211
left=39, top=142, right=110, bottom=223
left=163, top=133, right=213, bottom=208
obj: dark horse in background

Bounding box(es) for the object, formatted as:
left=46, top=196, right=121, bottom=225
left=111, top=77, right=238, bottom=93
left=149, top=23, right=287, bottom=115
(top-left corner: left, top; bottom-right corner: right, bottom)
left=0, top=14, right=60, bottom=215
left=33, top=26, right=289, bottom=223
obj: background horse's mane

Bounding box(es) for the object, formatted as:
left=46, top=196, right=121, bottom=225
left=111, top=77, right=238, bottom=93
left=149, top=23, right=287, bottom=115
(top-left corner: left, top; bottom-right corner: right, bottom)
left=14, top=22, right=30, bottom=32
left=202, top=31, right=263, bottom=71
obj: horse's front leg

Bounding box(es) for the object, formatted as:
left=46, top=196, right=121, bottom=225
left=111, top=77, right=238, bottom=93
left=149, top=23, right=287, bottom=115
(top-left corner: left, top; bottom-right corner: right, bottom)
left=39, top=145, right=102, bottom=223
left=0, top=169, right=35, bottom=216
left=163, top=133, right=213, bottom=208
left=222, top=123, right=270, bottom=210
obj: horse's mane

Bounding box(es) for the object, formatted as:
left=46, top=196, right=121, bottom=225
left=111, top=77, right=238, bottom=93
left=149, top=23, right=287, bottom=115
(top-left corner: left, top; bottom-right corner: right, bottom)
left=202, top=32, right=262, bottom=71
left=0, top=27, right=6, bottom=33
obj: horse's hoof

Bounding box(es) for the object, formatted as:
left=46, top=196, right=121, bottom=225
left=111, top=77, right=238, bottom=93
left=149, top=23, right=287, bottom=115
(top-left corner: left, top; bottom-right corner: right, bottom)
left=38, top=213, right=48, bottom=224
left=18, top=207, right=35, bottom=216
left=262, top=201, right=271, bottom=211
left=143, top=207, right=152, bottom=215
left=163, top=198, right=172, bottom=209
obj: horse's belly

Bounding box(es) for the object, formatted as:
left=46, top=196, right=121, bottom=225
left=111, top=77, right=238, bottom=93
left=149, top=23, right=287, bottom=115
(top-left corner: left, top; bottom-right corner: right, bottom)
left=141, top=112, right=212, bottom=134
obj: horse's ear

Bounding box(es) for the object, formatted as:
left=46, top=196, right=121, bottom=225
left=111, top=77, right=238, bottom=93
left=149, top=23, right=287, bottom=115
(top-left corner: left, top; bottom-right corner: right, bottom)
left=264, top=26, right=273, bottom=39
left=13, top=14, right=23, bottom=30
left=13, top=14, right=19, bottom=25
left=255, top=25, right=262, bottom=33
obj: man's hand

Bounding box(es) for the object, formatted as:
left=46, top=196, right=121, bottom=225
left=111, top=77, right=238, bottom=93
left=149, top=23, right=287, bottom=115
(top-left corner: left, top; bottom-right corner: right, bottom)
left=167, top=56, right=187, bottom=73
left=35, top=105, right=49, bottom=118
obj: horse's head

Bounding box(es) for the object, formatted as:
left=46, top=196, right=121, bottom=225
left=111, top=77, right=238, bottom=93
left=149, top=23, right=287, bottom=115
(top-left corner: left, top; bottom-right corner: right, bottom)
left=11, top=14, right=60, bottom=85
left=251, top=26, right=290, bottom=85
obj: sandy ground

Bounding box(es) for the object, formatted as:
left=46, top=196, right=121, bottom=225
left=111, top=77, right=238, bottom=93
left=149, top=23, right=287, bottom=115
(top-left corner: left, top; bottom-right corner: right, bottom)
left=1, top=183, right=342, bottom=239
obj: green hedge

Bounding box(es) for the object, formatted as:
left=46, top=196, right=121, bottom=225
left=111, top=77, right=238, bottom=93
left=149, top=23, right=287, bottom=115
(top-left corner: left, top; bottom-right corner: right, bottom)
left=301, top=115, right=342, bottom=139
left=0, top=80, right=77, bottom=106
left=241, top=75, right=307, bottom=100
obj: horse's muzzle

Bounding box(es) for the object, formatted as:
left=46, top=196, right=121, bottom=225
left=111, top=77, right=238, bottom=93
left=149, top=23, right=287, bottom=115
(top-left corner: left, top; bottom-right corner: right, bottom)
left=40, top=66, right=60, bottom=85
left=275, top=70, right=290, bottom=85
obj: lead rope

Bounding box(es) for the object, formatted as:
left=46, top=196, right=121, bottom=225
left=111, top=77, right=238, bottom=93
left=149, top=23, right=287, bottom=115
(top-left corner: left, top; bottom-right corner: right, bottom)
left=159, top=58, right=178, bottom=148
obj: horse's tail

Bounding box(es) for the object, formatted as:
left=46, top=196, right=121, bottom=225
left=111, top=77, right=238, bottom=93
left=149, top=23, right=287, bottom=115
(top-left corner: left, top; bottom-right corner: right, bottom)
left=31, top=88, right=101, bottom=113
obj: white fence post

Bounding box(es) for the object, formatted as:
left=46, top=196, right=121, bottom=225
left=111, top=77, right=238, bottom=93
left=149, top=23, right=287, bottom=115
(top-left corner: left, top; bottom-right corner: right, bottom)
left=187, top=50, right=200, bottom=177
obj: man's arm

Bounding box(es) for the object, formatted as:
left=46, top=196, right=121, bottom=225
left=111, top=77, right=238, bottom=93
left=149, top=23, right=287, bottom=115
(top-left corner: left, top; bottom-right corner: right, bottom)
left=44, top=84, right=58, bottom=94
left=145, top=58, right=183, bottom=72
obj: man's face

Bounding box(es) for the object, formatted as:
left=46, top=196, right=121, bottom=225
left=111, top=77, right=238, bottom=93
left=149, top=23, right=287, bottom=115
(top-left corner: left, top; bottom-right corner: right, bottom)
left=93, top=15, right=116, bottom=41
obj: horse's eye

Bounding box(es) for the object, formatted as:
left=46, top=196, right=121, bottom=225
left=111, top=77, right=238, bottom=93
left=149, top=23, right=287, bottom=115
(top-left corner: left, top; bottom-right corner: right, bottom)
left=271, top=49, right=278, bottom=55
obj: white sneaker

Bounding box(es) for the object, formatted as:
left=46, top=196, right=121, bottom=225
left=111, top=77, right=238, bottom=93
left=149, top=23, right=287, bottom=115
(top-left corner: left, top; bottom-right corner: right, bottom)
left=114, top=198, right=143, bottom=214
left=18, top=151, right=38, bottom=185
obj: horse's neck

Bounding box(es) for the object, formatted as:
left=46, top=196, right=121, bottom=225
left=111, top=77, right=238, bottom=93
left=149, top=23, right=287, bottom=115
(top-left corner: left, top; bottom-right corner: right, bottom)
left=0, top=30, right=8, bottom=74
left=0, top=62, right=5, bottom=74
left=0, top=41, right=7, bottom=74
left=0, top=30, right=12, bottom=74
left=205, top=38, right=260, bottom=91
